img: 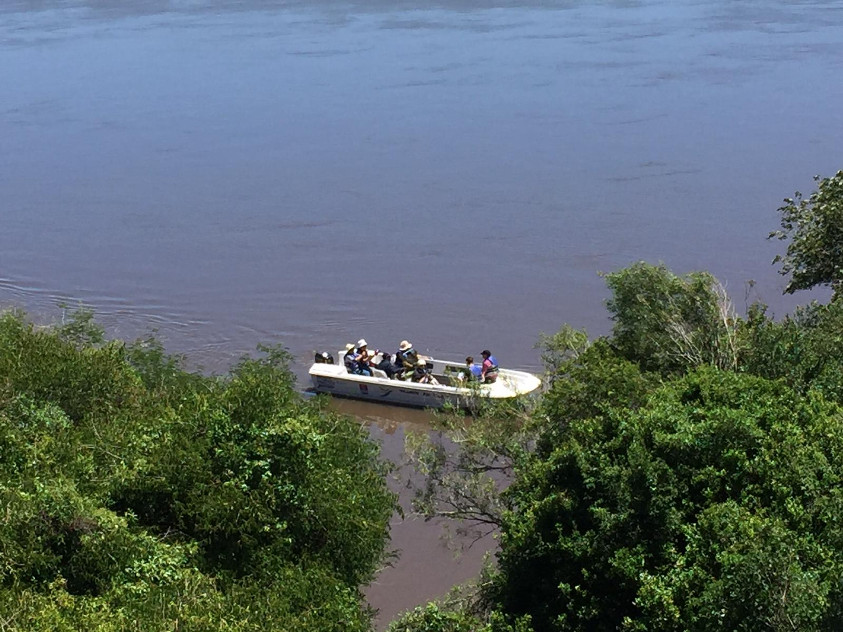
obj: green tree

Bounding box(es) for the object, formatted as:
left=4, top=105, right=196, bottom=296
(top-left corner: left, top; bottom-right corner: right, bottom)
left=402, top=252, right=843, bottom=632
left=537, top=339, right=655, bottom=447
left=739, top=298, right=843, bottom=404
left=489, top=368, right=843, bottom=631
left=771, top=170, right=843, bottom=296
left=388, top=602, right=483, bottom=632
left=604, top=262, right=740, bottom=374
left=387, top=596, right=534, bottom=632
left=0, top=309, right=396, bottom=631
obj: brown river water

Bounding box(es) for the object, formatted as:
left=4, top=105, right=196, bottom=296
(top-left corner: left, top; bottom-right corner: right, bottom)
left=2, top=0, right=842, bottom=627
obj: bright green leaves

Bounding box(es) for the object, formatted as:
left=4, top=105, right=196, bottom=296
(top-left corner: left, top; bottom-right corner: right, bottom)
left=605, top=262, right=741, bottom=374
left=771, top=171, right=843, bottom=297
left=0, top=310, right=395, bottom=631
left=493, top=368, right=843, bottom=631
left=740, top=299, right=843, bottom=404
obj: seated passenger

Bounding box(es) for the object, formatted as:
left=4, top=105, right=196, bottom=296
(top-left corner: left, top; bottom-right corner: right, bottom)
left=374, top=351, right=398, bottom=379
left=344, top=343, right=372, bottom=376
left=343, top=343, right=357, bottom=373
left=396, top=340, right=419, bottom=379
left=463, top=356, right=483, bottom=381
left=356, top=339, right=374, bottom=367
left=480, top=350, right=499, bottom=383
left=411, top=358, right=438, bottom=385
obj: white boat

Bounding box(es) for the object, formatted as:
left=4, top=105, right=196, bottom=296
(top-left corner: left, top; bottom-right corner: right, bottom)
left=308, top=351, right=542, bottom=409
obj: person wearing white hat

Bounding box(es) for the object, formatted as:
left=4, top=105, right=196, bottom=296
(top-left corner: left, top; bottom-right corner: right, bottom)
left=396, top=340, right=419, bottom=378
left=343, top=343, right=358, bottom=373
left=356, top=338, right=374, bottom=370
left=412, top=357, right=438, bottom=385
left=344, top=341, right=372, bottom=376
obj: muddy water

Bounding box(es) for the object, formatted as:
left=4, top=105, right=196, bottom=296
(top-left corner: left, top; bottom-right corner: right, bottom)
left=2, top=0, right=843, bottom=626
left=329, top=398, right=494, bottom=627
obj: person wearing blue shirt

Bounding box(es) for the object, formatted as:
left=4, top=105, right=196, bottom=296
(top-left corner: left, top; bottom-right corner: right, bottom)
left=464, top=356, right=483, bottom=381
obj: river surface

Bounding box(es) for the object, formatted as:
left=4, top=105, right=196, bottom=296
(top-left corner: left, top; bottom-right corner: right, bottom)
left=2, top=0, right=842, bottom=627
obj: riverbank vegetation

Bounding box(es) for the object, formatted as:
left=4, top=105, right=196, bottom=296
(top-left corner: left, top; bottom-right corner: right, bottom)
left=0, top=310, right=396, bottom=630
left=2, top=171, right=842, bottom=631
left=396, top=171, right=843, bottom=631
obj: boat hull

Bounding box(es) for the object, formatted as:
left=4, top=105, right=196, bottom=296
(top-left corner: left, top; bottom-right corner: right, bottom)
left=308, top=355, right=541, bottom=409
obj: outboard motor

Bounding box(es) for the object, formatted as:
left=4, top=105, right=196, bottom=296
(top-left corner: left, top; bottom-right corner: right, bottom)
left=314, top=351, right=335, bottom=364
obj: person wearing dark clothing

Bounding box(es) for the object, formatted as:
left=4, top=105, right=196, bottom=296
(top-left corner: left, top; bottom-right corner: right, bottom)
left=343, top=343, right=357, bottom=373
left=375, top=352, right=398, bottom=379
left=411, top=358, right=438, bottom=384
left=344, top=343, right=372, bottom=376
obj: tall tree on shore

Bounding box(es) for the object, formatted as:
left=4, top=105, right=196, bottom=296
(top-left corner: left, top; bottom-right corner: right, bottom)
left=771, top=170, right=843, bottom=297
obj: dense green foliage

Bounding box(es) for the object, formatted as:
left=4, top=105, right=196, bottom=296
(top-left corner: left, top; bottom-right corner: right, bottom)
left=604, top=262, right=740, bottom=374
left=0, top=310, right=396, bottom=631
left=400, top=173, right=843, bottom=630
left=387, top=601, right=533, bottom=632
left=771, top=170, right=843, bottom=296
left=739, top=299, right=843, bottom=404
left=485, top=254, right=843, bottom=629
left=387, top=603, right=483, bottom=632
left=493, top=366, right=843, bottom=631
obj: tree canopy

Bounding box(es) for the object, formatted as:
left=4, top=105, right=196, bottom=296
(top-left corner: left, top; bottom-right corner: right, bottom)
left=492, top=366, right=843, bottom=631
left=604, top=262, right=740, bottom=374
left=400, top=253, right=843, bottom=632
left=0, top=309, right=396, bottom=631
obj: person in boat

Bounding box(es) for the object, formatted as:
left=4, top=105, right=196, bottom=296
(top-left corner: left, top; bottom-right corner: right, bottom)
left=356, top=339, right=374, bottom=367
left=343, top=343, right=358, bottom=372
left=344, top=343, right=372, bottom=377
left=480, top=349, right=499, bottom=383
left=464, top=356, right=483, bottom=381
left=412, top=357, right=438, bottom=385
left=396, top=340, right=419, bottom=379
left=374, top=350, right=399, bottom=379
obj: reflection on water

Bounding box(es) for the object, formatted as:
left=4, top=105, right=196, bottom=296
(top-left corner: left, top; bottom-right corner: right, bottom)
left=327, top=397, right=495, bottom=629
left=329, top=396, right=439, bottom=434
